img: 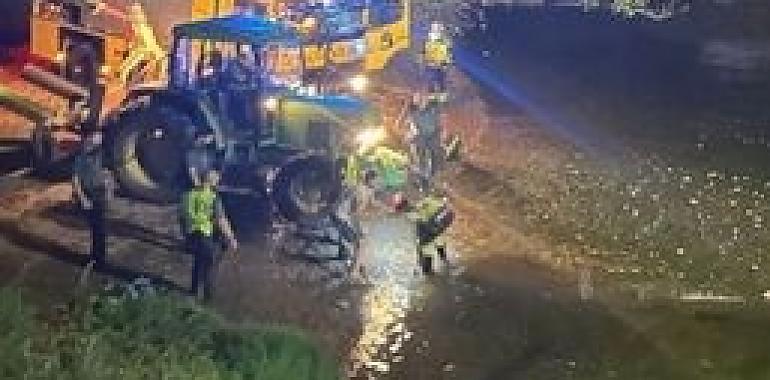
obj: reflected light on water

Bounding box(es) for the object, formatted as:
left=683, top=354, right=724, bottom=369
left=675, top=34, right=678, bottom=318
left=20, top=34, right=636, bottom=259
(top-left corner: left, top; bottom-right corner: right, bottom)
left=347, top=215, right=432, bottom=378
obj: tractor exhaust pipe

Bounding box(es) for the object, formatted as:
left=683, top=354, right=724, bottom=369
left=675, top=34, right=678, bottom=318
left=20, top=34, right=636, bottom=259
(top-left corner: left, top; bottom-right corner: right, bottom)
left=22, top=64, right=90, bottom=102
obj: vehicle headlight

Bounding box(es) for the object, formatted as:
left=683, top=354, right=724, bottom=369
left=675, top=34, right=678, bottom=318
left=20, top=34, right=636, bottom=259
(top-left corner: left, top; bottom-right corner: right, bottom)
left=348, top=74, right=369, bottom=93
left=353, top=38, right=367, bottom=59
left=356, top=127, right=386, bottom=153
left=263, top=97, right=279, bottom=112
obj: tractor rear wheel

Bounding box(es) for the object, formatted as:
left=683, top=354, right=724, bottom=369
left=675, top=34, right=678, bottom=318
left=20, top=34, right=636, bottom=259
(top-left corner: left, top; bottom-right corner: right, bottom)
left=272, top=155, right=342, bottom=223
left=110, top=104, right=199, bottom=203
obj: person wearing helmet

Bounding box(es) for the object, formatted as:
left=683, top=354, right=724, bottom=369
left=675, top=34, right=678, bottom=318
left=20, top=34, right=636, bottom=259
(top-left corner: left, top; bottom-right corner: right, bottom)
left=72, top=132, right=113, bottom=268
left=180, top=169, right=238, bottom=301
left=423, top=22, right=452, bottom=95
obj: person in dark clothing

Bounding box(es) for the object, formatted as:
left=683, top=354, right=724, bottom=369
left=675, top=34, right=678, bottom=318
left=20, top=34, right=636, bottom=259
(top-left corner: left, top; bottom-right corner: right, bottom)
left=180, top=169, right=237, bottom=301
left=72, top=133, right=112, bottom=267
left=407, top=95, right=442, bottom=192
left=410, top=194, right=454, bottom=274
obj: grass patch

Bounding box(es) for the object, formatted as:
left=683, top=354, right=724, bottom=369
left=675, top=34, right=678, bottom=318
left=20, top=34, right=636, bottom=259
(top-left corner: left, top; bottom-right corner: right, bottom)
left=0, top=285, right=340, bottom=380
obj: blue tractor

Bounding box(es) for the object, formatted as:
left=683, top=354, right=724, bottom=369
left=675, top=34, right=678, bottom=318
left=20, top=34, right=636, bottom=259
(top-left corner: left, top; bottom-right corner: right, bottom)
left=106, top=15, right=382, bottom=222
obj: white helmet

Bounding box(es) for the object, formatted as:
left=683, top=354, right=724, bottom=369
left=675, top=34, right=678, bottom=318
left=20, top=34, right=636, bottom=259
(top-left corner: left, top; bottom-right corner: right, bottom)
left=428, top=22, right=445, bottom=42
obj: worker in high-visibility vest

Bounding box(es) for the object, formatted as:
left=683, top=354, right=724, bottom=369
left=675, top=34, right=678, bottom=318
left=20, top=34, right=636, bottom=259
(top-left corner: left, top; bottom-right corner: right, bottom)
left=180, top=169, right=237, bottom=301
left=409, top=194, right=454, bottom=274
left=423, top=22, right=452, bottom=95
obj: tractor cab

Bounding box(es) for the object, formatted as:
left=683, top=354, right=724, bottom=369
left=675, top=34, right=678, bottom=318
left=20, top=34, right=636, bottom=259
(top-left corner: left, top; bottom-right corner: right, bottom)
left=170, top=15, right=304, bottom=92
left=166, top=15, right=379, bottom=159
left=166, top=15, right=305, bottom=164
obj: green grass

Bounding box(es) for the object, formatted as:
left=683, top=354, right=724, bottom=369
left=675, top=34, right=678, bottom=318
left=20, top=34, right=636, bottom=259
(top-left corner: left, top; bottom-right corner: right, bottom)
left=0, top=286, right=340, bottom=380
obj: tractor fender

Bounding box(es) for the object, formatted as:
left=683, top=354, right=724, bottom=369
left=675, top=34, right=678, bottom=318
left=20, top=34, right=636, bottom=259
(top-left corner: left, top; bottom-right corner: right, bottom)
left=114, top=90, right=226, bottom=151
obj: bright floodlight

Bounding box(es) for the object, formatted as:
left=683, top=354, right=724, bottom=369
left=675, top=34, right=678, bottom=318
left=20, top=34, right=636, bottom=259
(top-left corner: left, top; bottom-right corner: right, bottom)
left=356, top=127, right=386, bottom=153
left=263, top=97, right=279, bottom=112
left=348, top=74, right=369, bottom=93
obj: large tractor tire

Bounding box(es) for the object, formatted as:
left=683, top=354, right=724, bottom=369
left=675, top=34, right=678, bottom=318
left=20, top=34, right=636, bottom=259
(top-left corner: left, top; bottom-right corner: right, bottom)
left=272, top=155, right=342, bottom=223
left=219, top=164, right=269, bottom=239
left=110, top=103, right=199, bottom=204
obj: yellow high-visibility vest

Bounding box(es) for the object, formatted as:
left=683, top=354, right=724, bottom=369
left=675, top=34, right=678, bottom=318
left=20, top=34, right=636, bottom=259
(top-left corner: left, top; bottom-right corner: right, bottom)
left=184, top=187, right=216, bottom=237
left=424, top=39, right=451, bottom=67
left=344, top=154, right=361, bottom=187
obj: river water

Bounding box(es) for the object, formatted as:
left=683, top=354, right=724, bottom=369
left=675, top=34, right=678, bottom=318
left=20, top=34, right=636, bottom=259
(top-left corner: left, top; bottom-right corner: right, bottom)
left=459, top=3, right=770, bottom=160
left=339, top=4, right=770, bottom=379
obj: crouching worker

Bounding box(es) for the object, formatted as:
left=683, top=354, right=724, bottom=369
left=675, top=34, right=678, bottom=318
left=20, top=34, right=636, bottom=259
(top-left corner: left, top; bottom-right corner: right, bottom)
left=180, top=169, right=238, bottom=301
left=409, top=194, right=454, bottom=274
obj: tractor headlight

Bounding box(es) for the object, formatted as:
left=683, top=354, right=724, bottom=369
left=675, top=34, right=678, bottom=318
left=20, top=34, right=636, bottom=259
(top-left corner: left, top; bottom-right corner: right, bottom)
left=263, top=97, right=279, bottom=112
left=353, top=38, right=367, bottom=58
left=355, top=127, right=386, bottom=153
left=348, top=74, right=369, bottom=93
left=55, top=52, right=66, bottom=64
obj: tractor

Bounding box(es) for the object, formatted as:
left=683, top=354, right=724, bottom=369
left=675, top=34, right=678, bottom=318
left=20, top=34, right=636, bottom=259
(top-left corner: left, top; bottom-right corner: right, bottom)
left=23, top=0, right=408, bottom=178
left=105, top=15, right=383, bottom=223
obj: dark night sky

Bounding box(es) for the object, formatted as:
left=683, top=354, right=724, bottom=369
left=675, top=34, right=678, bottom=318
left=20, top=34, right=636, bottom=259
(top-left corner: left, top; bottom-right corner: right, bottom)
left=0, top=0, right=32, bottom=45
left=1, top=0, right=769, bottom=46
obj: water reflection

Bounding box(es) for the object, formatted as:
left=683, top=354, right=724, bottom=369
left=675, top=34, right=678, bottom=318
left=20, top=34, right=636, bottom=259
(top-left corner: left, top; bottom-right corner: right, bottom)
left=347, top=215, right=434, bottom=378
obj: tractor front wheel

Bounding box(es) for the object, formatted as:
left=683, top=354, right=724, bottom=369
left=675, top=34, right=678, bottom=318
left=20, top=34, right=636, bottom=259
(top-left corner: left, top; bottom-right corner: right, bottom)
left=272, top=155, right=342, bottom=223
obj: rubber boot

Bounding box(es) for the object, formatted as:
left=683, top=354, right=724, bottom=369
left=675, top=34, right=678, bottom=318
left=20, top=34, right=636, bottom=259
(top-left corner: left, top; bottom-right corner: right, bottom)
left=419, top=251, right=434, bottom=275
left=416, top=245, right=429, bottom=275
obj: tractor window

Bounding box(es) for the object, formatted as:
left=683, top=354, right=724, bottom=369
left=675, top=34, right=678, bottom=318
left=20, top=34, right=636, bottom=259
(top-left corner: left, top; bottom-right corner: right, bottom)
left=323, top=7, right=366, bottom=36
left=263, top=44, right=303, bottom=88
left=171, top=37, right=191, bottom=88
left=62, top=4, right=82, bottom=25
left=172, top=38, right=265, bottom=90
left=307, top=121, right=332, bottom=152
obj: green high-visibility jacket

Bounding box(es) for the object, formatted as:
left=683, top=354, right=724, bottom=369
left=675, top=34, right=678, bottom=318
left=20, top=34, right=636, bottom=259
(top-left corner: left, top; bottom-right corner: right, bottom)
left=182, top=187, right=217, bottom=237
left=413, top=196, right=446, bottom=223
left=371, top=147, right=409, bottom=190
left=345, top=154, right=361, bottom=187
left=424, top=39, right=452, bottom=67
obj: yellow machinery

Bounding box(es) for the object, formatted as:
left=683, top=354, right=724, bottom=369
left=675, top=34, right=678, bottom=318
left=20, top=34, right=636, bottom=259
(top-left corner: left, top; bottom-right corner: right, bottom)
left=29, top=0, right=410, bottom=90
left=281, top=0, right=411, bottom=72
left=30, top=0, right=237, bottom=86
left=30, top=2, right=61, bottom=63
left=364, top=0, right=410, bottom=71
